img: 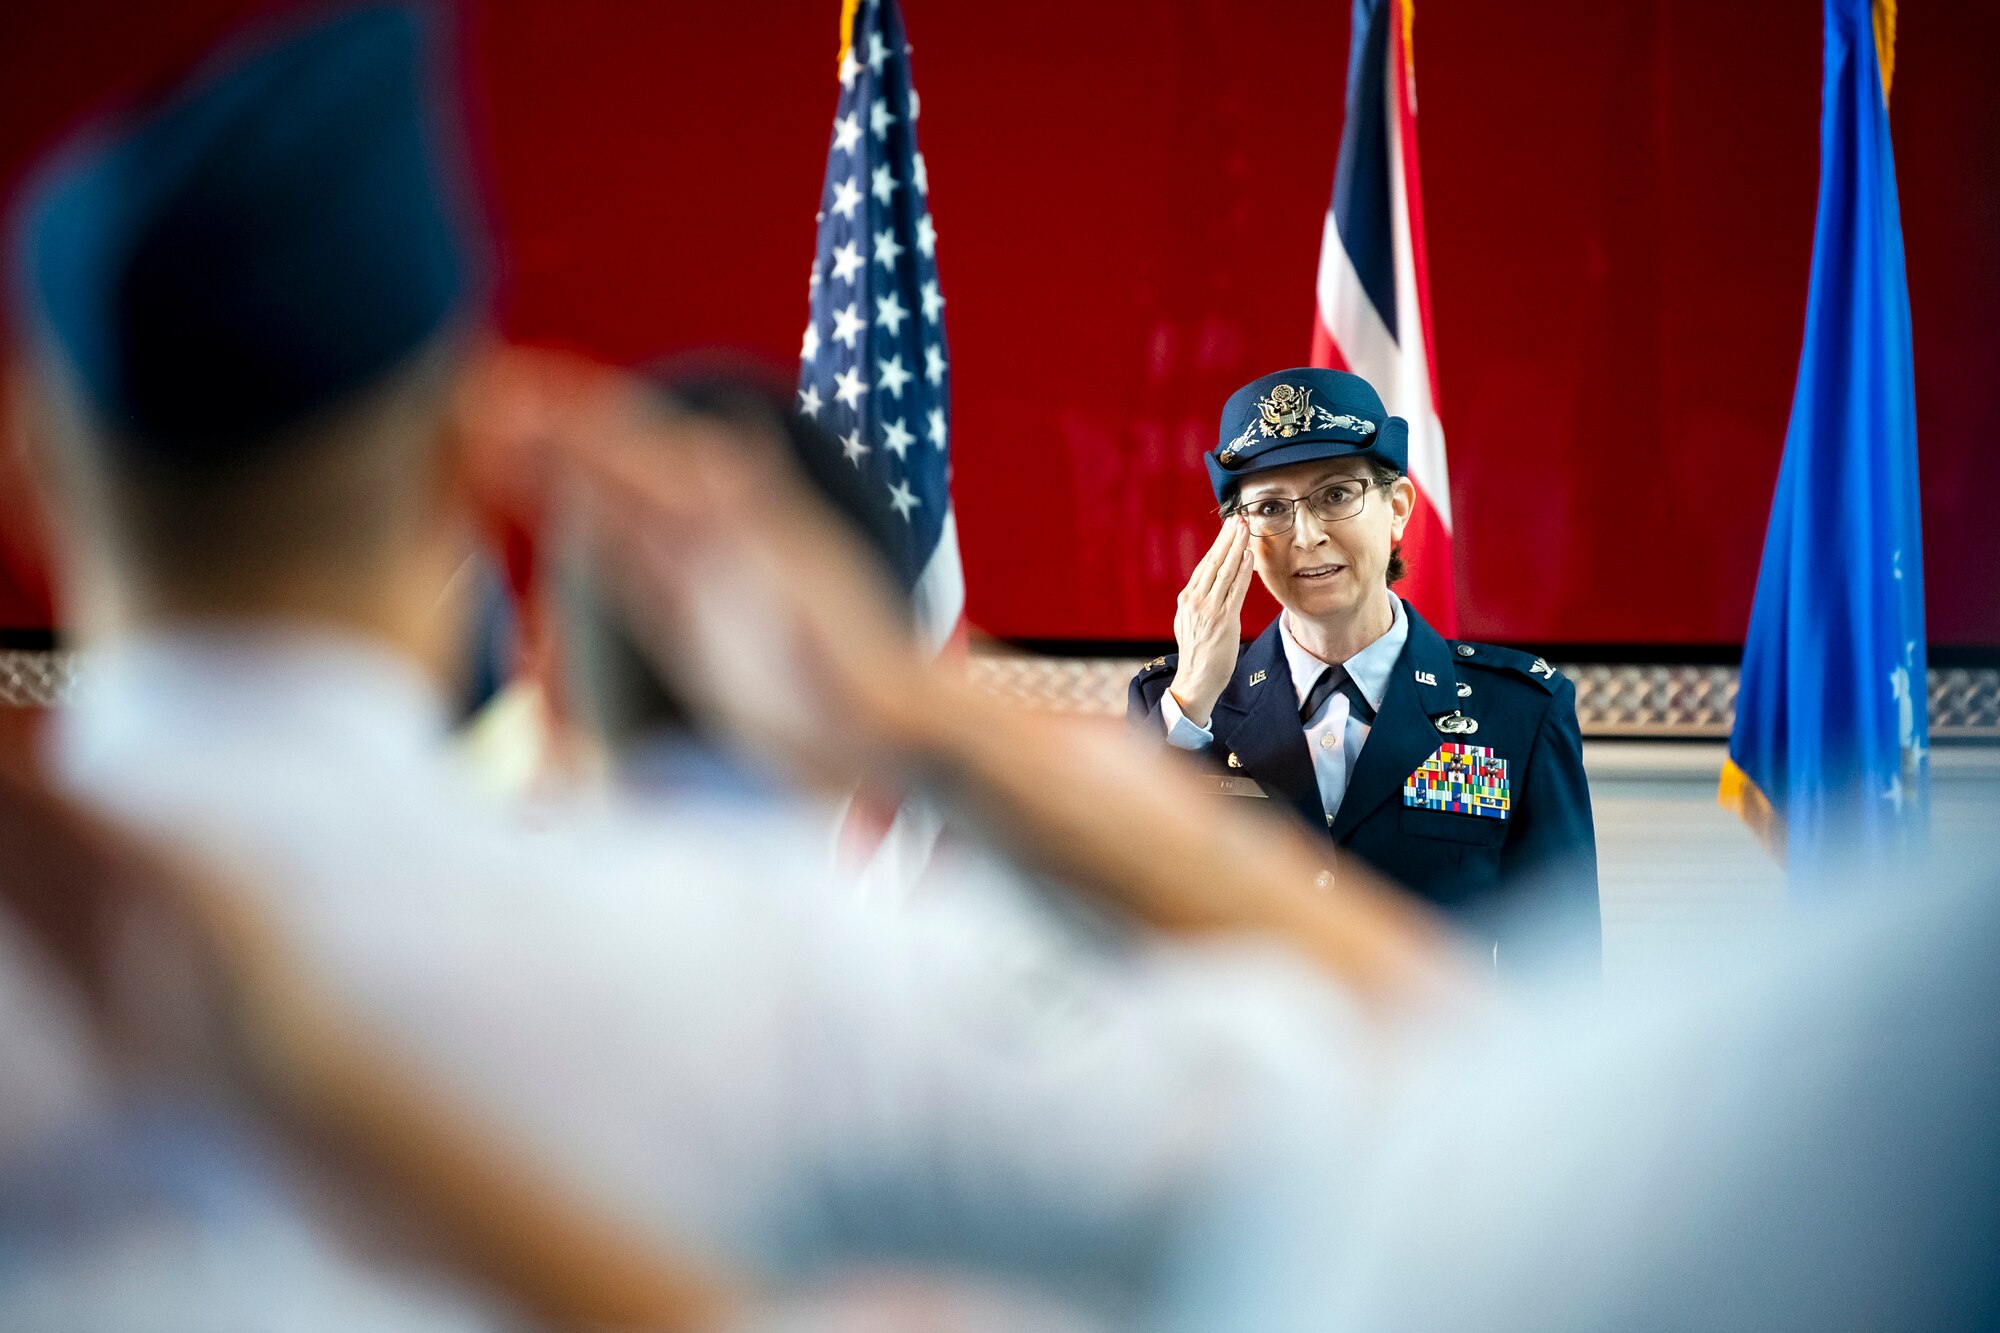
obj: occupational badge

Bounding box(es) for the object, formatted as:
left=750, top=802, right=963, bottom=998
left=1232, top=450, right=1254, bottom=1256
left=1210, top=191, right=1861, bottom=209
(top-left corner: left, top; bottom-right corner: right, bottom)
left=1403, top=743, right=1510, bottom=820
left=1433, top=710, right=1479, bottom=735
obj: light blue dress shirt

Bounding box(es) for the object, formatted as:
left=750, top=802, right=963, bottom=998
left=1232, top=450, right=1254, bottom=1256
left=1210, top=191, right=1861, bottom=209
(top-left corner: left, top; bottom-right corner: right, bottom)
left=1162, top=594, right=1410, bottom=822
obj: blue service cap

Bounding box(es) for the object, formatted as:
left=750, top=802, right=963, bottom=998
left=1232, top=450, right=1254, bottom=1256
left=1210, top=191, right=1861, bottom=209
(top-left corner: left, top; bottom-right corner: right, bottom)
left=1205, top=367, right=1408, bottom=503
left=10, top=3, right=480, bottom=468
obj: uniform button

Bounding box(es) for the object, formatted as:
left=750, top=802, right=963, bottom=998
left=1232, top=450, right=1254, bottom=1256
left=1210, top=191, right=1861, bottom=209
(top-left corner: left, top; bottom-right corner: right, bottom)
left=1456, top=644, right=1475, bottom=657
left=1319, top=733, right=1337, bottom=749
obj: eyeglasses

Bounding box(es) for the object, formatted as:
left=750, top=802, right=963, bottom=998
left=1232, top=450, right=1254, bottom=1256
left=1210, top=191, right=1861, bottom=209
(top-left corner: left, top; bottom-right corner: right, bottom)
left=1224, top=476, right=1382, bottom=537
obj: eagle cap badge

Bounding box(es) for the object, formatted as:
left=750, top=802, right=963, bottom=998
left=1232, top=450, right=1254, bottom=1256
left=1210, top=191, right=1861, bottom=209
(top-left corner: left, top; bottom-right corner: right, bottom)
left=1257, top=383, right=1315, bottom=438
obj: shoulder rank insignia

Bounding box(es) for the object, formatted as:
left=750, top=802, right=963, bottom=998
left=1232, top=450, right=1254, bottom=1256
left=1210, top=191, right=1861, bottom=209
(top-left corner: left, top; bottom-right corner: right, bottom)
left=1404, top=743, right=1510, bottom=820
left=1530, top=657, right=1556, bottom=679
left=1434, top=710, right=1479, bottom=736
left=1144, top=656, right=1167, bottom=670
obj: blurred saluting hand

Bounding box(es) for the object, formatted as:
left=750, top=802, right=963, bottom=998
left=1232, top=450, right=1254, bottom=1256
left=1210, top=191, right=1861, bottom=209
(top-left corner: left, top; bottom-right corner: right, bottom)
left=551, top=383, right=1477, bottom=1013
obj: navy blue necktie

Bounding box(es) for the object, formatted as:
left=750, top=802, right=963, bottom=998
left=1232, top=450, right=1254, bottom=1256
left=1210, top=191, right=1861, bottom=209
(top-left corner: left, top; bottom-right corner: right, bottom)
left=1300, top=664, right=1376, bottom=727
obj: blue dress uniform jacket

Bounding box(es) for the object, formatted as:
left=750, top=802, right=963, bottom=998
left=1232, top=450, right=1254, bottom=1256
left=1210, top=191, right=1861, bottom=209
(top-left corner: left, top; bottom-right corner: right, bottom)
left=1129, top=603, right=1600, bottom=962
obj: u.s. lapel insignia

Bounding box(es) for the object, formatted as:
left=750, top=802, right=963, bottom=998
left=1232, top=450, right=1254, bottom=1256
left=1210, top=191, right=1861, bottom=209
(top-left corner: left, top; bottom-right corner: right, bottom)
left=1404, top=742, right=1510, bottom=820
left=1415, top=669, right=1437, bottom=686
left=1530, top=658, right=1556, bottom=679
left=1248, top=670, right=1267, bottom=686
left=1227, top=752, right=1242, bottom=769
left=1434, top=710, right=1479, bottom=736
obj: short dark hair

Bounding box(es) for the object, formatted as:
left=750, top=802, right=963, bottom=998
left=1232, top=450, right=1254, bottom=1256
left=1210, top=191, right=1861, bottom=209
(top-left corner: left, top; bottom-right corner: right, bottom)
left=1371, top=461, right=1410, bottom=586
left=1221, top=459, right=1409, bottom=585
left=37, top=335, right=464, bottom=602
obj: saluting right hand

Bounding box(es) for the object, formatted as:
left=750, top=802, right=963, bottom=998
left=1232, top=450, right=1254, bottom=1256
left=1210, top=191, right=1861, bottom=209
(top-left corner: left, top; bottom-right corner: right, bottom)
left=1168, top=517, right=1253, bottom=730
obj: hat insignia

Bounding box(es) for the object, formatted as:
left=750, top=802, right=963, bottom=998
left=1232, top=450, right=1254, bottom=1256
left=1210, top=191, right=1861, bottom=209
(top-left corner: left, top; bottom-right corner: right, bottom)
left=1217, top=385, right=1378, bottom=465
left=1258, top=383, right=1316, bottom=439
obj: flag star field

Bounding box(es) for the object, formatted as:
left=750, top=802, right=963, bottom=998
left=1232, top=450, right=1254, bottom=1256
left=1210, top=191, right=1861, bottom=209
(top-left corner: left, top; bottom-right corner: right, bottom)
left=799, top=0, right=951, bottom=594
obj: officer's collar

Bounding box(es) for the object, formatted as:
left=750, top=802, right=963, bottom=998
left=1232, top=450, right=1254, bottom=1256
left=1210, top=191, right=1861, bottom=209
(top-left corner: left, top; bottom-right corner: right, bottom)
left=1276, top=593, right=1407, bottom=713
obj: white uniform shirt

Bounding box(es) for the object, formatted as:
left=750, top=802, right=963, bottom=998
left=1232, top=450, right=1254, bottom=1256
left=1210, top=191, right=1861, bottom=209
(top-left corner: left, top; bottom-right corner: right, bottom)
left=1162, top=595, right=1409, bottom=820
left=49, top=626, right=1368, bottom=1321
left=0, top=899, right=505, bottom=1332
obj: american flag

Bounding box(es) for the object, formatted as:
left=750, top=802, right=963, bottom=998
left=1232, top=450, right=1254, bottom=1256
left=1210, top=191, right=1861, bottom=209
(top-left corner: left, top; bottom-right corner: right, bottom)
left=799, top=0, right=964, bottom=654
left=1312, top=0, right=1457, bottom=633
left=802, top=0, right=960, bottom=894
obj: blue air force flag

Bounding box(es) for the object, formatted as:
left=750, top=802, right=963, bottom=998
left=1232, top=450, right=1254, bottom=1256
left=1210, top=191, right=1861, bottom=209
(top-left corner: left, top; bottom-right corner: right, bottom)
left=1723, top=0, right=1928, bottom=884
left=798, top=0, right=964, bottom=653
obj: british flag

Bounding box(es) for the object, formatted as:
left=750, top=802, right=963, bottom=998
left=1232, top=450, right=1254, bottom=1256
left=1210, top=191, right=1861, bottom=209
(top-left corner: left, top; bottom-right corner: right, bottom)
left=798, top=0, right=963, bottom=654
left=1312, top=0, right=1457, bottom=633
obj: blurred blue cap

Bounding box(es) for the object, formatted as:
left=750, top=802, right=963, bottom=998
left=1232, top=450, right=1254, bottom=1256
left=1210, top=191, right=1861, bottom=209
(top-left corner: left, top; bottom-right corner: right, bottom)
left=11, top=4, right=481, bottom=467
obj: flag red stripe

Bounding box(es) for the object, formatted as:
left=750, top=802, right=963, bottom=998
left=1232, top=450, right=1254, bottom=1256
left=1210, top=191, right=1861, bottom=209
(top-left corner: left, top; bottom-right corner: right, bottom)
left=1398, top=479, right=1457, bottom=634
left=1309, top=307, right=1350, bottom=372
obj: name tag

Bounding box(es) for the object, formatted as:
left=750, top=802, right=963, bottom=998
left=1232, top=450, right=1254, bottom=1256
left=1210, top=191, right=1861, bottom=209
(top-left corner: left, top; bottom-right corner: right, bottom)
left=1201, top=774, right=1271, bottom=799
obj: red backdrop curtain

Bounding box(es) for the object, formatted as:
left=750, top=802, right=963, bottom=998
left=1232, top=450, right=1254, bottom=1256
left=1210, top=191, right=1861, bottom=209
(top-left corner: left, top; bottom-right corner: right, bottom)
left=3, top=0, right=1995, bottom=646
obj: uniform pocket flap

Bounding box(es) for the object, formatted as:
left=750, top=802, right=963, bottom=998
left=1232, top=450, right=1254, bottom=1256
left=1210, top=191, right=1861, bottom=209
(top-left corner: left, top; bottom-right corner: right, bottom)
left=1399, top=804, right=1508, bottom=847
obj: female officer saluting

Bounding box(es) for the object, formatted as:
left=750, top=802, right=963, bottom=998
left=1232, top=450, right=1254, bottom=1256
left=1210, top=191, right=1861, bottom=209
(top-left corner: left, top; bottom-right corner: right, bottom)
left=1130, top=368, right=1599, bottom=964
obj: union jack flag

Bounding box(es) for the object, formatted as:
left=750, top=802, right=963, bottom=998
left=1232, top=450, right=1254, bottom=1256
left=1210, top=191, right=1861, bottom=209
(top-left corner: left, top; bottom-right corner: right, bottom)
left=799, top=0, right=964, bottom=654
left=1312, top=0, right=1457, bottom=633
